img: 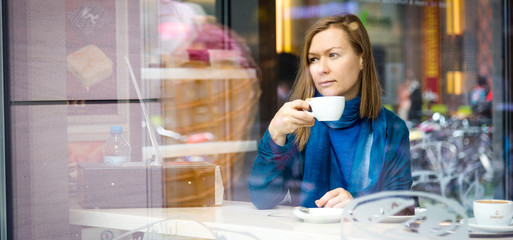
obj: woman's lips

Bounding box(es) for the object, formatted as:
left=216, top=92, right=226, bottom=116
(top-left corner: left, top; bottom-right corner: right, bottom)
left=319, top=80, right=336, bottom=87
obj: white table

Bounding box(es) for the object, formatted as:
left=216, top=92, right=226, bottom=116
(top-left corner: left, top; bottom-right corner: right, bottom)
left=70, top=201, right=512, bottom=240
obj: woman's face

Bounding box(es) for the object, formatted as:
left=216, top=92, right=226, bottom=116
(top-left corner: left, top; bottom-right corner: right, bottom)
left=308, top=27, right=362, bottom=100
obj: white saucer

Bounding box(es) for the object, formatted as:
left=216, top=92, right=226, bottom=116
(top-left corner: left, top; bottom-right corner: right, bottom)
left=466, top=218, right=513, bottom=233
left=292, top=207, right=344, bottom=223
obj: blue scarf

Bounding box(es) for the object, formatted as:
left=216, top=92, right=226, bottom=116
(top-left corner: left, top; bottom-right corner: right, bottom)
left=300, top=96, right=387, bottom=207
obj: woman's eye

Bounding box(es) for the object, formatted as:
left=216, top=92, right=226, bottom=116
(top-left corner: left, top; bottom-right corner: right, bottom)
left=309, top=57, right=318, bottom=63
left=329, top=52, right=339, bottom=58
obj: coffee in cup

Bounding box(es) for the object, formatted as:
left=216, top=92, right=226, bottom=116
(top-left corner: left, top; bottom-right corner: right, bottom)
left=473, top=199, right=513, bottom=226
left=306, top=96, right=345, bottom=121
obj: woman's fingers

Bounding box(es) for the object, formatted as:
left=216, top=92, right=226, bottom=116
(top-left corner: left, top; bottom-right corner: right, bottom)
left=288, top=100, right=315, bottom=123
left=271, top=112, right=312, bottom=133
left=274, top=100, right=314, bottom=128
left=287, top=113, right=315, bottom=126
left=292, top=99, right=312, bottom=111
left=315, top=190, right=337, bottom=207
left=268, top=99, right=315, bottom=145
left=315, top=188, right=353, bottom=208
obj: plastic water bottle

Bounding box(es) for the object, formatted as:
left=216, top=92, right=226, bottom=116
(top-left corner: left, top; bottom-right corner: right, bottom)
left=103, top=126, right=131, bottom=165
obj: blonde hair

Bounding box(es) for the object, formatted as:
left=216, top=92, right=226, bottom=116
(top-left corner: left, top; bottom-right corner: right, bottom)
left=290, top=14, right=382, bottom=151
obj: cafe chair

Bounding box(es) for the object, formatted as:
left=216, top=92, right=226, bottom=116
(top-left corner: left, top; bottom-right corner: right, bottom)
left=340, top=191, right=469, bottom=240
left=457, top=162, right=489, bottom=212
left=112, top=219, right=215, bottom=240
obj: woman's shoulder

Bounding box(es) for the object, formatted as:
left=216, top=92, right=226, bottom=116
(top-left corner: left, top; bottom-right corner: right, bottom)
left=381, top=107, right=403, bottom=122
left=381, top=107, right=409, bottom=133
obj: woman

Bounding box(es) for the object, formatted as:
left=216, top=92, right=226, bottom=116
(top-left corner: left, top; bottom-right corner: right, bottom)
left=248, top=14, right=412, bottom=209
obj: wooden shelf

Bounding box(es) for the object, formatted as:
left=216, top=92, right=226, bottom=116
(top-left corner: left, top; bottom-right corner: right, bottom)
left=142, top=68, right=257, bottom=80
left=142, top=140, right=258, bottom=159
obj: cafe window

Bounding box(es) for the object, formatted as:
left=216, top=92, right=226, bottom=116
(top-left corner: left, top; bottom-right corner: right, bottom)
left=1, top=0, right=512, bottom=239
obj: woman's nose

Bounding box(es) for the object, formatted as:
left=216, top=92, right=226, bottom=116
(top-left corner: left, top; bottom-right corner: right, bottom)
left=316, top=59, right=329, bottom=75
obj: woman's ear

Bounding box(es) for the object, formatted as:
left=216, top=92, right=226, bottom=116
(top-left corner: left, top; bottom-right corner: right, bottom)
left=359, top=57, right=363, bottom=70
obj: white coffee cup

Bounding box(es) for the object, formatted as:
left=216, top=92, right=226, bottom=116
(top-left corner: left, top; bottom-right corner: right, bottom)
left=473, top=199, right=513, bottom=226
left=305, top=96, right=345, bottom=121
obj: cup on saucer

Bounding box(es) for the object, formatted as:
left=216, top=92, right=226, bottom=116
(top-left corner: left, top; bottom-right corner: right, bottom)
left=473, top=199, right=513, bottom=226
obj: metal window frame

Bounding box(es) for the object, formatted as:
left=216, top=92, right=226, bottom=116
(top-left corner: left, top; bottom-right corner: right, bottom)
left=504, top=0, right=513, bottom=200
left=0, top=0, right=8, bottom=239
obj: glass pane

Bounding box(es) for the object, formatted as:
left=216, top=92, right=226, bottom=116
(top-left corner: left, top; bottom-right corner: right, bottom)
left=5, top=0, right=508, bottom=239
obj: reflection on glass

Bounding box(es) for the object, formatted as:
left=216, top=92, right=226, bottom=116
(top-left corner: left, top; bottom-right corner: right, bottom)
left=4, top=0, right=508, bottom=239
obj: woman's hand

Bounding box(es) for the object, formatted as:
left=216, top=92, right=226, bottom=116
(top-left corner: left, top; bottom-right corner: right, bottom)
left=315, top=188, right=353, bottom=208
left=268, top=99, right=315, bottom=146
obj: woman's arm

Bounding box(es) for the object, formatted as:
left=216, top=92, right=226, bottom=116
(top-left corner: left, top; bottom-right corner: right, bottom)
left=249, top=99, right=313, bottom=209
left=248, top=130, right=302, bottom=209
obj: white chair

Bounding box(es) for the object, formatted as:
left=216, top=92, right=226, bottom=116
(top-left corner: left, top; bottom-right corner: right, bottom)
left=112, top=218, right=260, bottom=240
left=113, top=219, right=217, bottom=240
left=340, top=191, right=469, bottom=240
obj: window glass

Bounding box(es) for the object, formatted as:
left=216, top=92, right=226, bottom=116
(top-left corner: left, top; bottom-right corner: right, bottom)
left=5, top=0, right=506, bottom=239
